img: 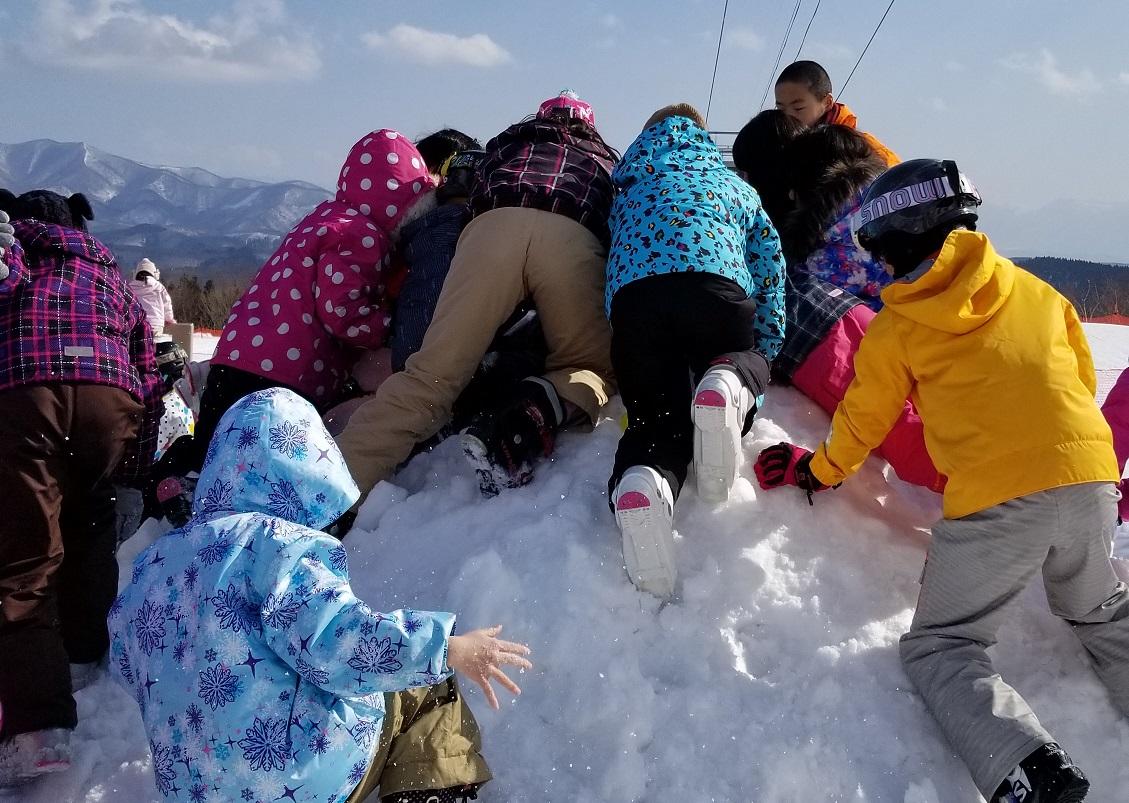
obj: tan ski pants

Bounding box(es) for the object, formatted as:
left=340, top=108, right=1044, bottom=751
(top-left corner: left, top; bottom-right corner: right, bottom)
left=339, top=207, right=614, bottom=494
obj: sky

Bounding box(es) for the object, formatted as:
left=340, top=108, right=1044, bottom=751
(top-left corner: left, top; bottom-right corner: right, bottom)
left=3, top=0, right=1129, bottom=260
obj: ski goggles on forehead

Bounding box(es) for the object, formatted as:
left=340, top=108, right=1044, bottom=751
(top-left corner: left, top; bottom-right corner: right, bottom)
left=439, top=149, right=486, bottom=179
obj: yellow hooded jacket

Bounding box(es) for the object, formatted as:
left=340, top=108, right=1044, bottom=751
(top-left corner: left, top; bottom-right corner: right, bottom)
left=809, top=230, right=1118, bottom=518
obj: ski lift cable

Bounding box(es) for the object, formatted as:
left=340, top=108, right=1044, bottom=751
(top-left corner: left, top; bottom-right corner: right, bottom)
left=793, top=0, right=822, bottom=61
left=840, top=0, right=897, bottom=97
left=705, top=0, right=732, bottom=124
left=758, top=0, right=805, bottom=111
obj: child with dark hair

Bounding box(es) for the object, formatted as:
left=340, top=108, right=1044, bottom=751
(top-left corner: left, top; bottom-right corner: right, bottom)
left=0, top=189, right=162, bottom=787
left=731, top=110, right=806, bottom=224
left=339, top=91, right=620, bottom=499
left=111, top=388, right=529, bottom=803
left=392, top=149, right=487, bottom=373
left=774, top=59, right=899, bottom=167
left=415, top=128, right=482, bottom=179
left=782, top=124, right=891, bottom=309
left=606, top=103, right=785, bottom=598
left=734, top=115, right=944, bottom=492
left=756, top=159, right=1127, bottom=803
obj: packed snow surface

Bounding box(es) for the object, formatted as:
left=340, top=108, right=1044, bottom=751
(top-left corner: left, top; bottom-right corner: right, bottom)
left=17, top=325, right=1129, bottom=802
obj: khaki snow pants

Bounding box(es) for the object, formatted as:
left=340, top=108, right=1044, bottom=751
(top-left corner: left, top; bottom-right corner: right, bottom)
left=899, top=482, right=1129, bottom=798
left=338, top=207, right=615, bottom=493
left=348, top=677, right=491, bottom=802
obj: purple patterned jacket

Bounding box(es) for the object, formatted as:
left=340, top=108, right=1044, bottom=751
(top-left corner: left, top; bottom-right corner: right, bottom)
left=0, top=220, right=163, bottom=482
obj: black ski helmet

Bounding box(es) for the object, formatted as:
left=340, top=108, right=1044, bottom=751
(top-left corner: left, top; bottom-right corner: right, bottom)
left=851, top=158, right=982, bottom=253
left=154, top=336, right=189, bottom=391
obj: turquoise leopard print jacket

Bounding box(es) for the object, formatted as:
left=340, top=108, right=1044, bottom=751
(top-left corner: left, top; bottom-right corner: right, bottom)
left=606, top=115, right=786, bottom=359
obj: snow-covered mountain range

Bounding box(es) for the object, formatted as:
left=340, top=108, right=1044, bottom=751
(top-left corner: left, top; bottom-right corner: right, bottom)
left=0, top=139, right=331, bottom=276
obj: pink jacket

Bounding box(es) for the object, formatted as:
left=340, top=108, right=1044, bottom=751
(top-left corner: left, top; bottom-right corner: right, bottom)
left=129, top=276, right=175, bottom=335
left=1102, top=367, right=1129, bottom=519
left=211, top=130, right=434, bottom=405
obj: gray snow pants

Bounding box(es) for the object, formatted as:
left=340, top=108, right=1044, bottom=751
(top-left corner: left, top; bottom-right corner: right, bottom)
left=899, top=482, right=1129, bottom=798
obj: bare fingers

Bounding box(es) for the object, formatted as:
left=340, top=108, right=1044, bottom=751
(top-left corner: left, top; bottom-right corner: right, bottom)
left=487, top=664, right=522, bottom=698
left=493, top=648, right=533, bottom=672
left=475, top=672, right=500, bottom=710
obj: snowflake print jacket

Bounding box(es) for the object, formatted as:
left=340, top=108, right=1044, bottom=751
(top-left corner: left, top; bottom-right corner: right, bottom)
left=212, top=129, right=436, bottom=407
left=109, top=388, right=456, bottom=803
left=605, top=115, right=786, bottom=359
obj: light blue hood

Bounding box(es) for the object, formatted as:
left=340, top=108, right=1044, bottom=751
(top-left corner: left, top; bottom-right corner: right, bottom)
left=193, top=387, right=359, bottom=528
left=110, top=386, right=455, bottom=803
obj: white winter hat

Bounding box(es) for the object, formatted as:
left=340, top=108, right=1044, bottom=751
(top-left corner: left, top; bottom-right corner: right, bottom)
left=136, top=257, right=159, bottom=280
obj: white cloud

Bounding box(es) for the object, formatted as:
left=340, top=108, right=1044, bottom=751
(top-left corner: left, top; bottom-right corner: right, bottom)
left=1001, top=49, right=1100, bottom=97
left=22, top=0, right=320, bottom=82
left=928, top=97, right=948, bottom=112
left=1120, top=71, right=1129, bottom=86
left=944, top=60, right=966, bottom=73
left=363, top=24, right=511, bottom=68
left=727, top=27, right=763, bottom=51
left=599, top=13, right=620, bottom=30
left=805, top=42, right=853, bottom=62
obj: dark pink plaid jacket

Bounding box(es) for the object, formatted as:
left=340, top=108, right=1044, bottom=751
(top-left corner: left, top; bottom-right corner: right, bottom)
left=0, top=220, right=163, bottom=482
left=470, top=119, right=618, bottom=246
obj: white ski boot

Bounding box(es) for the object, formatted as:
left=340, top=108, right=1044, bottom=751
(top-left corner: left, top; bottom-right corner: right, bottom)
left=613, top=466, right=676, bottom=599
left=692, top=364, right=753, bottom=504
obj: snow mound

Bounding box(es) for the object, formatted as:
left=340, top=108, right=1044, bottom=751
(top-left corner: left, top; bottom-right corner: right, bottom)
left=19, top=326, right=1129, bottom=803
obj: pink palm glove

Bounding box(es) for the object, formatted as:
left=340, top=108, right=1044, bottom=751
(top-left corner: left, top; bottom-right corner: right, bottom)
left=754, top=442, right=830, bottom=496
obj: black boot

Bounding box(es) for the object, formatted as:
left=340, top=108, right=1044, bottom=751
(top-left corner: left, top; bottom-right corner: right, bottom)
left=155, top=475, right=197, bottom=528
left=381, top=784, right=480, bottom=803
left=993, top=743, right=1089, bottom=803
left=460, top=377, right=563, bottom=496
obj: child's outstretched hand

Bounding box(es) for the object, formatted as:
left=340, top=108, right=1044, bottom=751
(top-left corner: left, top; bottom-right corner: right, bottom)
left=447, top=626, right=533, bottom=710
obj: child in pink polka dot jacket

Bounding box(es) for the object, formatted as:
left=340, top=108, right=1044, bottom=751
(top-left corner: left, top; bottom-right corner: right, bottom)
left=188, top=129, right=436, bottom=468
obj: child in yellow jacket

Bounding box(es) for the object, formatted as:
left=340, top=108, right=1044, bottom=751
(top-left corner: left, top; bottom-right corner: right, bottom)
left=774, top=60, right=899, bottom=167
left=755, top=158, right=1125, bottom=803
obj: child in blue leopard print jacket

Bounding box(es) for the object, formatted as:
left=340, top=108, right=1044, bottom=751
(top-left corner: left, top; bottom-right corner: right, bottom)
left=606, top=103, right=786, bottom=599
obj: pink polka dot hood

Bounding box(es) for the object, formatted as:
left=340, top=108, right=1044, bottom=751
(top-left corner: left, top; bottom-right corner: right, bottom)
left=212, top=129, right=434, bottom=406
left=336, top=129, right=435, bottom=227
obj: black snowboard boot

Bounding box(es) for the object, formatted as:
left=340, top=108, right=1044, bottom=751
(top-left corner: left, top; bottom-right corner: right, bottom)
left=459, top=377, right=563, bottom=496
left=993, top=743, right=1089, bottom=802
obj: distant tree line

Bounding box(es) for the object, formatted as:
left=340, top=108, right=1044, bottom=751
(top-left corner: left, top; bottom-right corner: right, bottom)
left=166, top=275, right=244, bottom=330
left=162, top=255, right=1127, bottom=331
left=1016, top=257, right=1129, bottom=319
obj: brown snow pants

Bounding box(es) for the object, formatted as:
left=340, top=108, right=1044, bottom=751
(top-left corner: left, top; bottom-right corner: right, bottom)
left=347, top=677, right=492, bottom=802
left=339, top=207, right=615, bottom=494
left=0, top=383, right=141, bottom=738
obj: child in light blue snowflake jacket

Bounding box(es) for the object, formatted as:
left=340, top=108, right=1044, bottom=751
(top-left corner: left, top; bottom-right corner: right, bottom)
left=109, top=388, right=530, bottom=803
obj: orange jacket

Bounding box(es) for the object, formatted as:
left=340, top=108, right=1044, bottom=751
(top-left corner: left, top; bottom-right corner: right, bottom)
left=823, top=102, right=900, bottom=167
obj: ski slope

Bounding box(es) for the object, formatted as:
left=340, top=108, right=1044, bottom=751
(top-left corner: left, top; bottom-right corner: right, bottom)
left=19, top=325, right=1128, bottom=803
